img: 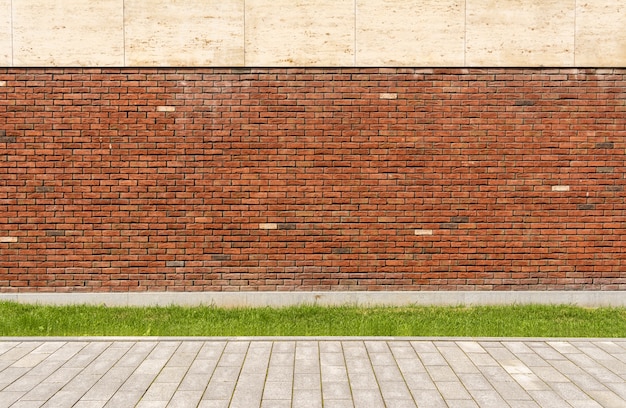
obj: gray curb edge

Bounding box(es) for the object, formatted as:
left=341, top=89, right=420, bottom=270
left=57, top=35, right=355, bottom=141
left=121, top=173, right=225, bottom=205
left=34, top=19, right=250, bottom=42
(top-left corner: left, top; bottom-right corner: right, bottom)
left=0, top=291, right=624, bottom=307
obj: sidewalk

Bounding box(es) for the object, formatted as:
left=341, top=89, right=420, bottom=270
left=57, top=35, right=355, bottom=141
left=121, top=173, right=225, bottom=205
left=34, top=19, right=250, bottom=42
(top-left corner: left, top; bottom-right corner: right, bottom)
left=1, top=338, right=625, bottom=407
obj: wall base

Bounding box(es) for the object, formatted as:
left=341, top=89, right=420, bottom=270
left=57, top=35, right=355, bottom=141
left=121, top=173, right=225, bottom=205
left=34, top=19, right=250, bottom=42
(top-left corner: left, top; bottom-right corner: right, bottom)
left=0, top=291, right=624, bottom=308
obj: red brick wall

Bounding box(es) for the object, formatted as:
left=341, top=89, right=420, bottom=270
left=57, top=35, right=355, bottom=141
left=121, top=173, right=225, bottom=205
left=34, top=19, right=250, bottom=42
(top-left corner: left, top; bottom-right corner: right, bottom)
left=1, top=68, right=625, bottom=292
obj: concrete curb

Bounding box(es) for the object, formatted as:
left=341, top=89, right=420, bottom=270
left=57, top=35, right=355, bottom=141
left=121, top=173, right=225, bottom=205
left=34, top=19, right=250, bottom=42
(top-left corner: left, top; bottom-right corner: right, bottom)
left=3, top=336, right=623, bottom=342
left=0, top=291, right=624, bottom=307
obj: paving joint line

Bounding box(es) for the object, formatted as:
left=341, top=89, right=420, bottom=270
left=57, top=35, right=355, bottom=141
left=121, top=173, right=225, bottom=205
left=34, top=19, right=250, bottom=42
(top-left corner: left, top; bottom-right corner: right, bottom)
left=2, top=338, right=625, bottom=407
left=366, top=339, right=390, bottom=408
left=552, top=340, right=625, bottom=405
left=385, top=340, right=413, bottom=407
left=197, top=340, right=227, bottom=406
left=436, top=340, right=481, bottom=406
left=46, top=340, right=112, bottom=406
left=339, top=340, right=358, bottom=407
left=227, top=339, right=250, bottom=407
left=71, top=340, right=131, bottom=405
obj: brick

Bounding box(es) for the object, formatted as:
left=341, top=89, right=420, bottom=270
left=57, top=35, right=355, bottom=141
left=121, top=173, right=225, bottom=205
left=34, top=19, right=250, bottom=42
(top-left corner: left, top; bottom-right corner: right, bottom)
left=0, top=67, right=625, bottom=293
left=439, top=223, right=459, bottom=230
left=35, top=186, right=55, bottom=193
left=379, top=93, right=398, bottom=99
left=211, top=255, right=231, bottom=261
left=595, top=142, right=614, bottom=149
left=277, top=223, right=296, bottom=230
left=259, top=223, right=278, bottom=230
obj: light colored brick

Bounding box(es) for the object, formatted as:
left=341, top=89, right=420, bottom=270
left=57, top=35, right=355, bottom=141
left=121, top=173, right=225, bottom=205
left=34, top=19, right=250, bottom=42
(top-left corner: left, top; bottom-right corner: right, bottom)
left=379, top=93, right=398, bottom=99
left=259, top=223, right=278, bottom=230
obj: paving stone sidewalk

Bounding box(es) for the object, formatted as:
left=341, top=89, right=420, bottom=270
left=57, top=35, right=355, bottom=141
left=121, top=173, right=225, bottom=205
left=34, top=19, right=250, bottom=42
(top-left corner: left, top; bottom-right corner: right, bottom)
left=1, top=338, right=625, bottom=407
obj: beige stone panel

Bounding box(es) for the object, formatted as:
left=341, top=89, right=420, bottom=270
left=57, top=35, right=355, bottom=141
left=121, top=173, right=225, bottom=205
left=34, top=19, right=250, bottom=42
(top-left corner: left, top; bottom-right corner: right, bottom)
left=576, top=1, right=626, bottom=66
left=12, top=0, right=123, bottom=66
left=125, top=0, right=244, bottom=66
left=356, top=0, right=464, bottom=66
left=0, top=0, right=13, bottom=67
left=466, top=0, right=575, bottom=66
left=0, top=0, right=11, bottom=65
left=245, top=0, right=354, bottom=66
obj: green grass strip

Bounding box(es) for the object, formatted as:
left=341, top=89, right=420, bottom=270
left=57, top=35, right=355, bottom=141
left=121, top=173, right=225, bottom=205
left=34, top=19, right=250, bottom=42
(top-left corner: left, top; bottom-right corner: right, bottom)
left=1, top=302, right=625, bottom=337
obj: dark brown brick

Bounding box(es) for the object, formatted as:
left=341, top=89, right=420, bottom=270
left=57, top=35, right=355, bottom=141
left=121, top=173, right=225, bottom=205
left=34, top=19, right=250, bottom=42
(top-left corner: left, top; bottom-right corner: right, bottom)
left=595, top=142, right=614, bottom=149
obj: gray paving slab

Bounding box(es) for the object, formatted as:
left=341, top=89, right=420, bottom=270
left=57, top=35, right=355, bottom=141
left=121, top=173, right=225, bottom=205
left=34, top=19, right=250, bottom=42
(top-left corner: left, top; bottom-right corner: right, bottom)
left=292, top=389, right=322, bottom=408
left=0, top=338, right=625, bottom=407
